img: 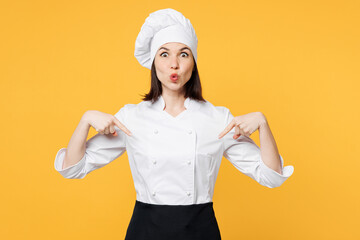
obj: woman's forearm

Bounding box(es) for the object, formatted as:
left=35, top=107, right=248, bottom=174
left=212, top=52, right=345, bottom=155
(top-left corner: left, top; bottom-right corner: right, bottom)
left=258, top=116, right=283, bottom=175
left=62, top=112, right=91, bottom=170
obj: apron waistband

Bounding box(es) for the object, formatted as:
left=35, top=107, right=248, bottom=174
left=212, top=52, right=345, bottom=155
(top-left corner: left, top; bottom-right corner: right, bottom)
left=125, top=200, right=221, bottom=240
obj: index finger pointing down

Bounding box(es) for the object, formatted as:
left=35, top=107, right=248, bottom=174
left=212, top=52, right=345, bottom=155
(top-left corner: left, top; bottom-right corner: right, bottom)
left=218, top=120, right=236, bottom=139
left=113, top=117, right=132, bottom=136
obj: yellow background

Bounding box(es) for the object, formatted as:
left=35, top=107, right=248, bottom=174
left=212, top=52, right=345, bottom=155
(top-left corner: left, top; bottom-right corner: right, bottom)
left=1, top=0, right=359, bottom=239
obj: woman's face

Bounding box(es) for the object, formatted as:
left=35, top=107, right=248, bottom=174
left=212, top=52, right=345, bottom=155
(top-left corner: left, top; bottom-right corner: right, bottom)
left=154, top=42, right=195, bottom=94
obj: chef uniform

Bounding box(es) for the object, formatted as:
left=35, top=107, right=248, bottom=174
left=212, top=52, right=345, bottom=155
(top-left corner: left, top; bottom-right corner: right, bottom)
left=54, top=8, right=294, bottom=240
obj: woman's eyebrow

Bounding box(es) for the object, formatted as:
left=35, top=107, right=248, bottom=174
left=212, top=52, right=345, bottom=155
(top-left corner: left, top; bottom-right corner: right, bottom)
left=159, top=47, right=190, bottom=51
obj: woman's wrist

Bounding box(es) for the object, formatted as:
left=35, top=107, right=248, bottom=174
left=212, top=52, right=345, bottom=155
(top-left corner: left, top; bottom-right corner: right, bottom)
left=80, top=111, right=92, bottom=128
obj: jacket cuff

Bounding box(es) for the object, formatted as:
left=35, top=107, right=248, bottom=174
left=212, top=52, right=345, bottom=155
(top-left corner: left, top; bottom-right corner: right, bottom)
left=54, top=148, right=86, bottom=179
left=259, top=154, right=294, bottom=188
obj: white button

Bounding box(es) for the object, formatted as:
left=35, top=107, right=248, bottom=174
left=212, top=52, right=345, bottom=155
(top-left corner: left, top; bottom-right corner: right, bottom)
left=152, top=191, right=156, bottom=196
left=186, top=192, right=191, bottom=196
left=188, top=130, right=192, bottom=134
left=153, top=160, right=157, bottom=164
left=187, top=161, right=191, bottom=165
left=154, top=129, right=158, bottom=134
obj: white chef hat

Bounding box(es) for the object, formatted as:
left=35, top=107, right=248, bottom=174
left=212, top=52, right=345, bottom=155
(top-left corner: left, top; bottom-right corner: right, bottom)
left=134, top=8, right=198, bottom=70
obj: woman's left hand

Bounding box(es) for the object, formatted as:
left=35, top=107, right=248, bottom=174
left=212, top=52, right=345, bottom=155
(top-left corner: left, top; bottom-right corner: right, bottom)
left=218, top=112, right=266, bottom=139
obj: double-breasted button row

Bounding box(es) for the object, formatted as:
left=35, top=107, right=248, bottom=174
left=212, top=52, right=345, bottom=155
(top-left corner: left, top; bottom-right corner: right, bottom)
left=151, top=191, right=191, bottom=197
left=153, top=129, right=193, bottom=134
left=152, top=158, right=191, bottom=165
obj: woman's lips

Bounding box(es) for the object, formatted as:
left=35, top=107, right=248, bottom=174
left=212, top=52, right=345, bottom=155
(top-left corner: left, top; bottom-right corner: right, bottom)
left=170, top=73, right=178, bottom=81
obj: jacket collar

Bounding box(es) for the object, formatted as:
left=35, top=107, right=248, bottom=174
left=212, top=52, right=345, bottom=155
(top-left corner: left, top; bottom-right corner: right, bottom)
left=151, top=95, right=193, bottom=111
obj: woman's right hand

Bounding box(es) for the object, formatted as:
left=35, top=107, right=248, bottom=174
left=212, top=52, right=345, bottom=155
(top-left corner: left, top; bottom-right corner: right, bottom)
left=82, top=110, right=132, bottom=137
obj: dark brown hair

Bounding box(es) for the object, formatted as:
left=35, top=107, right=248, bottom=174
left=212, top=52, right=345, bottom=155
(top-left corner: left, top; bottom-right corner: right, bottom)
left=140, top=56, right=206, bottom=104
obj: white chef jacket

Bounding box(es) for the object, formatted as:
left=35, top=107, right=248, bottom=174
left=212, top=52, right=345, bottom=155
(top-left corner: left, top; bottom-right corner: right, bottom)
left=54, top=95, right=294, bottom=205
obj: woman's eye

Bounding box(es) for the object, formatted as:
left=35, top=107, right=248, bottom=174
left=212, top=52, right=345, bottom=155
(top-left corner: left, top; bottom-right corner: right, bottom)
left=160, top=52, right=189, bottom=57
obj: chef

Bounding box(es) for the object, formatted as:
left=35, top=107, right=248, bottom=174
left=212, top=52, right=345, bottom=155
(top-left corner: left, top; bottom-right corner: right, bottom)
left=54, top=8, right=294, bottom=240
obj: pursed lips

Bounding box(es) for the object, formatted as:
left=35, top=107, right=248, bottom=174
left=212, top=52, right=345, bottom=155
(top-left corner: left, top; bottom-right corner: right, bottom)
left=170, top=73, right=178, bottom=80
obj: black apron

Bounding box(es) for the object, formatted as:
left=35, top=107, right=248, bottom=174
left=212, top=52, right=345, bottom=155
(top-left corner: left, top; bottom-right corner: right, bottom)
left=125, top=200, right=222, bottom=240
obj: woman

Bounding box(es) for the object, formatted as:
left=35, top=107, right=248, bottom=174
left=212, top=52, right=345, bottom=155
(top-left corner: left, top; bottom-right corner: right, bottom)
left=54, top=8, right=294, bottom=240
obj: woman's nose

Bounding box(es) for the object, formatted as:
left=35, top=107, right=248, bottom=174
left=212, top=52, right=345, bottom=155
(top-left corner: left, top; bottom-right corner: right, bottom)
left=170, top=56, right=179, bottom=69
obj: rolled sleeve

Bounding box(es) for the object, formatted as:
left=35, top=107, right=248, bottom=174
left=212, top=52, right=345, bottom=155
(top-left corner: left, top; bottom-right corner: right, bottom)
left=54, top=147, right=87, bottom=179
left=222, top=107, right=294, bottom=188
left=258, top=154, right=294, bottom=188
left=54, top=105, right=128, bottom=179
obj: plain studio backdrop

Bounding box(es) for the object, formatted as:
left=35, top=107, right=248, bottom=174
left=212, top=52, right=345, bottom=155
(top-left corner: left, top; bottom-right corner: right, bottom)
left=0, top=0, right=359, bottom=239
